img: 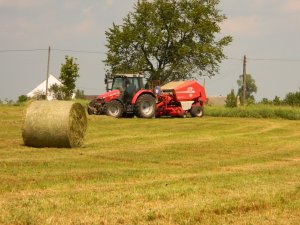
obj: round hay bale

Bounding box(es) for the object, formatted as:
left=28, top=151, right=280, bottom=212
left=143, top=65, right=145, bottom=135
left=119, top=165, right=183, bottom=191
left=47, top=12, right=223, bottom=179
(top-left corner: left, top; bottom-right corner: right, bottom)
left=22, top=101, right=87, bottom=148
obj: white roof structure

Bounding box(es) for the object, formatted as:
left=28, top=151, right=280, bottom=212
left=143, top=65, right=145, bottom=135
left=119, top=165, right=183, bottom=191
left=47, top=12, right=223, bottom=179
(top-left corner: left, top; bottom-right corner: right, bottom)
left=27, top=74, right=61, bottom=100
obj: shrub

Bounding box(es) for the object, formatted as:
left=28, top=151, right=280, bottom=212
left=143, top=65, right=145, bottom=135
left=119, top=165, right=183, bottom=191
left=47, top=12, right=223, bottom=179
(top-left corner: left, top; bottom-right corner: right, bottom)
left=4, top=99, right=14, bottom=105
left=17, top=95, right=29, bottom=103
left=246, top=97, right=255, bottom=106
left=205, top=105, right=300, bottom=120
left=284, top=91, right=300, bottom=106
left=75, top=89, right=85, bottom=99
left=260, top=98, right=272, bottom=105
left=32, top=90, right=46, bottom=100
left=225, top=89, right=237, bottom=108
left=49, top=83, right=64, bottom=100
left=273, top=96, right=282, bottom=106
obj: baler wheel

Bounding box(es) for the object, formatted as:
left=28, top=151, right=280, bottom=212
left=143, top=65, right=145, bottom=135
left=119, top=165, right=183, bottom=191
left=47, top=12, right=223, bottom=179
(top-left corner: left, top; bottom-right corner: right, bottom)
left=135, top=94, right=156, bottom=118
left=190, top=106, right=204, bottom=117
left=106, top=100, right=124, bottom=118
left=181, top=112, right=188, bottom=118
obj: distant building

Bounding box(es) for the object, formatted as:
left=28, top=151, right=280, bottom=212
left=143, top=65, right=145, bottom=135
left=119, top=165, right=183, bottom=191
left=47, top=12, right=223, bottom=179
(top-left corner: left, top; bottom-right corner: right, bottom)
left=84, top=95, right=98, bottom=101
left=26, top=74, right=76, bottom=100
left=27, top=74, right=61, bottom=100
left=207, top=96, right=226, bottom=106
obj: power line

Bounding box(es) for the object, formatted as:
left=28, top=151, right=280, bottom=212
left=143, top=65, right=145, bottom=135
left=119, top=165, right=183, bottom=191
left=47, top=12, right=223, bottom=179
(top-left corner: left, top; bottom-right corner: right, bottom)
left=226, top=56, right=300, bottom=62
left=248, top=57, right=300, bottom=62
left=0, top=48, right=105, bottom=54
left=1, top=48, right=300, bottom=62
left=77, top=86, right=105, bottom=91
left=0, top=49, right=47, bottom=53
left=52, top=49, right=105, bottom=54
left=226, top=57, right=242, bottom=61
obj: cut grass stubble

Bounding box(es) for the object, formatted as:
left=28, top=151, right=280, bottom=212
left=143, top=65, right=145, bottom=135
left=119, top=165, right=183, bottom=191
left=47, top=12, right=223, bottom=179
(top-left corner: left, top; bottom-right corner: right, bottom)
left=0, top=105, right=299, bottom=224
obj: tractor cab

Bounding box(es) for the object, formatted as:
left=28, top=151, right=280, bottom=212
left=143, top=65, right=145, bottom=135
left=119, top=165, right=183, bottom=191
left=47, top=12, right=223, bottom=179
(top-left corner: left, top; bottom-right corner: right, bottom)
left=107, top=74, right=145, bottom=90
left=106, top=74, right=146, bottom=102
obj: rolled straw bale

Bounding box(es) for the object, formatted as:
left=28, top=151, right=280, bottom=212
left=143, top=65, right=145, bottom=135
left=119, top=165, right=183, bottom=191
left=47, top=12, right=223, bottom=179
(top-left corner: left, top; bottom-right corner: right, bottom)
left=22, top=101, right=87, bottom=148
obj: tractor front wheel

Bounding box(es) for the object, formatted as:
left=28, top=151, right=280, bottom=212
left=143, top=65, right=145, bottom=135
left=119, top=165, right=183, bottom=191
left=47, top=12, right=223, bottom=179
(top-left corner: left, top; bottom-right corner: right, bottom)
left=190, top=105, right=204, bottom=117
left=106, top=100, right=124, bottom=118
left=135, top=94, right=156, bottom=118
left=87, top=99, right=97, bottom=115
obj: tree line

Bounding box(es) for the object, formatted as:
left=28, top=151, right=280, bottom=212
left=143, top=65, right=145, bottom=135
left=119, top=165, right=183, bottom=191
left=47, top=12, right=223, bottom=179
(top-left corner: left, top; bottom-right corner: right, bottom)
left=225, top=74, right=300, bottom=107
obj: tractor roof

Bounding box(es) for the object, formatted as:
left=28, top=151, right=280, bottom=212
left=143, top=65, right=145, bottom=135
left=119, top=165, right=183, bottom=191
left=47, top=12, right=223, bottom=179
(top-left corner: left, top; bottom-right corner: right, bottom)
left=112, top=73, right=144, bottom=78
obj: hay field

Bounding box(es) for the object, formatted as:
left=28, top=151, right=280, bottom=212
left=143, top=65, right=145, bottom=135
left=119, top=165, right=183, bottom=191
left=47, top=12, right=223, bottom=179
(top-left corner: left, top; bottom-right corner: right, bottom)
left=0, top=104, right=299, bottom=225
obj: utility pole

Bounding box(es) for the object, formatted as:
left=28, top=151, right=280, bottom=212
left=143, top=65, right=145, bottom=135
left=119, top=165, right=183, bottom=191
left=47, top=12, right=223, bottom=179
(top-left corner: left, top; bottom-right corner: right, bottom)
left=45, top=46, right=51, bottom=100
left=243, top=55, right=247, bottom=105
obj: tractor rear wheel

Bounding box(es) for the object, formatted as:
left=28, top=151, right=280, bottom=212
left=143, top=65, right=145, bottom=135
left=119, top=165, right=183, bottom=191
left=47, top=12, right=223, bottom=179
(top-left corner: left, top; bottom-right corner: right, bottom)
left=190, top=105, right=204, bottom=117
left=106, top=100, right=124, bottom=118
left=135, top=94, right=156, bottom=118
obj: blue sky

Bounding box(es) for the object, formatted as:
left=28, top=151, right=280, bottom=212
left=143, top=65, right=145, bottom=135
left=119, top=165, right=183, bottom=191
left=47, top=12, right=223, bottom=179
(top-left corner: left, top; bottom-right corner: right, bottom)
left=0, top=0, right=299, bottom=101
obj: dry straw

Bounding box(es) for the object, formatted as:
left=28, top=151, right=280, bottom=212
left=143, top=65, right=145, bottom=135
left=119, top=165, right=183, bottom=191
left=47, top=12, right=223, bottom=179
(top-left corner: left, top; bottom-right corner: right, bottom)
left=22, top=101, right=87, bottom=148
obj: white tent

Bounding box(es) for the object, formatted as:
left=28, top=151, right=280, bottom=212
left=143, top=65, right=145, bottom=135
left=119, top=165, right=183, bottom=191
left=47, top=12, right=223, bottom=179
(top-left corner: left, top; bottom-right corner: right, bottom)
left=27, top=74, right=61, bottom=100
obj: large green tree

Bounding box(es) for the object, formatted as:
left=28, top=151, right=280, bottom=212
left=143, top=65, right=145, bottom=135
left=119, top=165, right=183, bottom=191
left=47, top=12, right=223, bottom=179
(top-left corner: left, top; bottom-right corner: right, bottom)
left=104, top=0, right=232, bottom=84
left=237, top=74, right=257, bottom=104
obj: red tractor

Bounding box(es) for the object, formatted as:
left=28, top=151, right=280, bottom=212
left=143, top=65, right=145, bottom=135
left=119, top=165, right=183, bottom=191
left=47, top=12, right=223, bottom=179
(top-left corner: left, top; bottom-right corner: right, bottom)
left=87, top=74, right=207, bottom=118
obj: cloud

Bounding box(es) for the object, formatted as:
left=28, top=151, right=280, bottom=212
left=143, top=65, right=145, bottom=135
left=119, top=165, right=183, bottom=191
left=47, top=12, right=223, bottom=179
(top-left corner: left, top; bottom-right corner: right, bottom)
left=0, top=0, right=42, bottom=8
left=106, top=0, right=114, bottom=6
left=53, top=6, right=98, bottom=38
left=63, top=0, right=81, bottom=10
left=83, top=6, right=94, bottom=17
left=73, top=18, right=96, bottom=34
left=221, top=16, right=262, bottom=37
left=75, top=6, right=97, bottom=34
left=281, top=0, right=300, bottom=13
left=0, top=17, right=37, bottom=40
left=278, top=0, right=300, bottom=29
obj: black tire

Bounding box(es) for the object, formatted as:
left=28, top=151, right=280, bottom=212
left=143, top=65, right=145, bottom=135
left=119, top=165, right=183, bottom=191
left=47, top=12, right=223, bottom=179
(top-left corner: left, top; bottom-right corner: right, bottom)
left=123, top=113, right=135, bottom=118
left=87, top=99, right=97, bottom=115
left=181, top=112, right=188, bottom=118
left=190, top=105, right=204, bottom=117
left=135, top=94, right=156, bottom=118
left=106, top=100, right=124, bottom=118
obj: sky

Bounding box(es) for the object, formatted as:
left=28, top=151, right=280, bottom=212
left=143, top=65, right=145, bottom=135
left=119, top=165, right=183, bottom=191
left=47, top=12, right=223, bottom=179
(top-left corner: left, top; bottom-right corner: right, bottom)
left=0, top=0, right=299, bottom=101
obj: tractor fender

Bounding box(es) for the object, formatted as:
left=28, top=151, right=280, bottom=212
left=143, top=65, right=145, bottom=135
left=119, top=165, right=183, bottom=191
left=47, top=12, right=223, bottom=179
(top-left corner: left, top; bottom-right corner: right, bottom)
left=108, top=98, right=124, bottom=106
left=131, top=90, right=155, bottom=104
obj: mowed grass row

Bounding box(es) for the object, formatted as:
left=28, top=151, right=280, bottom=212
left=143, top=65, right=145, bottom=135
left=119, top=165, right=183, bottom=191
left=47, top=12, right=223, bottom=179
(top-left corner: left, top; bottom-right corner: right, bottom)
left=0, top=104, right=299, bottom=225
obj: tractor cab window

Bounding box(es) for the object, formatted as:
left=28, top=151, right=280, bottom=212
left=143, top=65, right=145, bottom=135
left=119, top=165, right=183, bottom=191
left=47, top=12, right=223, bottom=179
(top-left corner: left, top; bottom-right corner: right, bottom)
left=131, top=78, right=140, bottom=90
left=112, top=77, right=124, bottom=91
left=125, top=78, right=137, bottom=96
left=142, top=78, right=147, bottom=89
